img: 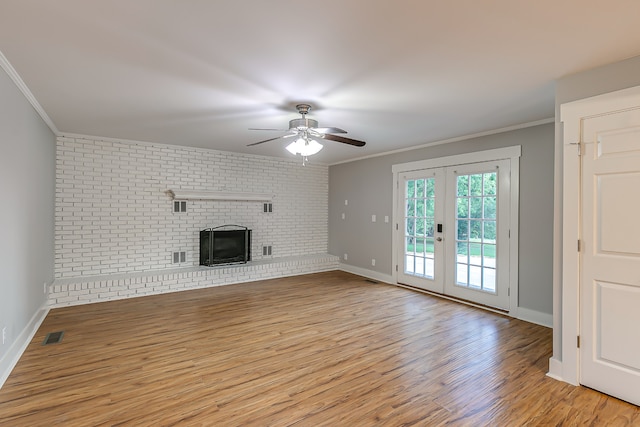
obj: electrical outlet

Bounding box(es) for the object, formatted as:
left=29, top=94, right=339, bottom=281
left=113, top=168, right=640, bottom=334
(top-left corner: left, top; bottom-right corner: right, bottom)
left=344, top=253, right=348, bottom=260
left=372, top=214, right=376, bottom=222
left=384, top=216, right=389, bottom=223
left=2, top=327, right=6, bottom=345
left=345, top=199, right=348, bottom=205
left=43, top=282, right=47, bottom=294
left=341, top=213, right=345, bottom=220
left=372, top=259, right=376, bottom=266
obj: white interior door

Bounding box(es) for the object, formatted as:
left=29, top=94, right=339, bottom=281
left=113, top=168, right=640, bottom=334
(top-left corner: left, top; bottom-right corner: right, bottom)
left=397, top=169, right=445, bottom=293
left=580, top=108, right=640, bottom=405
left=397, top=160, right=511, bottom=311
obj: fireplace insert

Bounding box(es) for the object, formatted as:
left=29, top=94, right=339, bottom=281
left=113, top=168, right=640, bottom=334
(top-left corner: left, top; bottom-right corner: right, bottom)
left=200, top=225, right=251, bottom=266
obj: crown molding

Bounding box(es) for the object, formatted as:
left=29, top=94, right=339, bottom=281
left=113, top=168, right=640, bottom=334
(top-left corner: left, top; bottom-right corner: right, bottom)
left=329, top=117, right=554, bottom=166
left=0, top=50, right=59, bottom=135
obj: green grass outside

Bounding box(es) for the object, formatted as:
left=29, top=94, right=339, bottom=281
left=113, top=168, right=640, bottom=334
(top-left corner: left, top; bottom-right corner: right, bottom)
left=407, top=240, right=496, bottom=258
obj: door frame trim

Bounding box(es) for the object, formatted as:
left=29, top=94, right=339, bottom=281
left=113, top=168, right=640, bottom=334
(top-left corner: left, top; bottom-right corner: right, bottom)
left=559, top=84, right=640, bottom=386
left=392, top=146, right=521, bottom=316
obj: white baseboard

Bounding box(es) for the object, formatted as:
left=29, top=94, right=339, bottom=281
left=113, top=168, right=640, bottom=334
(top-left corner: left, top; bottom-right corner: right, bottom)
left=516, top=306, right=553, bottom=328
left=546, top=357, right=564, bottom=382
left=340, top=263, right=554, bottom=330
left=339, top=263, right=394, bottom=284
left=0, top=305, right=49, bottom=390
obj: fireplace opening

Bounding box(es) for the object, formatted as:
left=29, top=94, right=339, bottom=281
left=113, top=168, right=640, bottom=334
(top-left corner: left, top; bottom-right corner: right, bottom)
left=200, top=225, right=251, bottom=266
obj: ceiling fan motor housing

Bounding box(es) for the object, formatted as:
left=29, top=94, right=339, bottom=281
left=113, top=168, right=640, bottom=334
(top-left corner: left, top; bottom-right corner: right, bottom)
left=289, top=118, right=318, bottom=130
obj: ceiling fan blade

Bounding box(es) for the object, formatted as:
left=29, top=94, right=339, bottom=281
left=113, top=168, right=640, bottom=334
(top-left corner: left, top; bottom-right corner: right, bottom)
left=247, top=135, right=285, bottom=146
left=312, top=127, right=347, bottom=134
left=246, top=133, right=296, bottom=146
left=322, top=133, right=366, bottom=147
left=248, top=128, right=290, bottom=131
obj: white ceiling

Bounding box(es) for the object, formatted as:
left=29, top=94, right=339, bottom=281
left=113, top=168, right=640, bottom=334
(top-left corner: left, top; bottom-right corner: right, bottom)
left=2, top=1, right=640, bottom=164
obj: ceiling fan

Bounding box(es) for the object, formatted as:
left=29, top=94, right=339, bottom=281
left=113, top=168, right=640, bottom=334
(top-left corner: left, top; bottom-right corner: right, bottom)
left=247, top=104, right=366, bottom=157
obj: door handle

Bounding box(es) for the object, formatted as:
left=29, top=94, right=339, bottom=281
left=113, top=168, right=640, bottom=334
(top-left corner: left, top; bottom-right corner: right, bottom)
left=436, top=237, right=442, bottom=242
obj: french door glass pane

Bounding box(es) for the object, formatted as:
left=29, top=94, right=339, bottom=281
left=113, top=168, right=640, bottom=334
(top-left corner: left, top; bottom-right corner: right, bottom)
left=469, top=243, right=482, bottom=261
left=469, top=265, right=482, bottom=288
left=470, top=197, right=482, bottom=218
left=454, top=171, right=498, bottom=294
left=406, top=255, right=415, bottom=273
left=483, top=221, right=496, bottom=240
left=416, top=179, right=425, bottom=198
left=415, top=256, right=425, bottom=276
left=406, top=219, right=414, bottom=236
left=457, top=198, right=468, bottom=218
left=483, top=268, right=496, bottom=291
left=470, top=220, right=481, bottom=239
left=457, top=175, right=468, bottom=196
left=483, top=244, right=496, bottom=268
left=484, top=197, right=496, bottom=218
left=470, top=174, right=483, bottom=196
left=457, top=220, right=468, bottom=240
left=404, top=177, right=436, bottom=279
left=456, top=263, right=468, bottom=285
left=426, top=199, right=435, bottom=217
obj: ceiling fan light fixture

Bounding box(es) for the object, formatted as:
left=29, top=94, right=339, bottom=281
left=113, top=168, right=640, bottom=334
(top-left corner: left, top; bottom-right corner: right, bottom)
left=286, top=137, right=323, bottom=156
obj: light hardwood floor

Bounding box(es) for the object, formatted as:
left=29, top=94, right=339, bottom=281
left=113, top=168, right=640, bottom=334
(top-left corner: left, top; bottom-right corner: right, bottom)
left=0, top=271, right=638, bottom=426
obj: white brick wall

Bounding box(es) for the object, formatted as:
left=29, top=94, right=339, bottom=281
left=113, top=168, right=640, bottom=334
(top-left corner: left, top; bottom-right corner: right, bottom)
left=55, top=136, right=329, bottom=279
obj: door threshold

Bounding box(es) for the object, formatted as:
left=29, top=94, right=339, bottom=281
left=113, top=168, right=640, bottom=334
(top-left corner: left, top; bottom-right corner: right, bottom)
left=394, top=282, right=510, bottom=316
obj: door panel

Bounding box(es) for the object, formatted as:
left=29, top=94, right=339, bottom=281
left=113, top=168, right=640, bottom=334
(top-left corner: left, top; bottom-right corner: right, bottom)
left=444, top=160, right=510, bottom=310
left=580, top=109, right=640, bottom=406
left=599, top=172, right=640, bottom=254
left=397, top=169, right=445, bottom=293
left=597, top=281, right=640, bottom=371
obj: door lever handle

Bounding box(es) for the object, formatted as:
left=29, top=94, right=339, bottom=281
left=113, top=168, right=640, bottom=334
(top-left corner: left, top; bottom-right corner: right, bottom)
left=436, top=237, right=443, bottom=242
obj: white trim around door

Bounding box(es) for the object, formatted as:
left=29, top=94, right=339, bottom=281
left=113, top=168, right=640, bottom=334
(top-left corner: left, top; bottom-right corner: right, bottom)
left=559, top=84, right=640, bottom=397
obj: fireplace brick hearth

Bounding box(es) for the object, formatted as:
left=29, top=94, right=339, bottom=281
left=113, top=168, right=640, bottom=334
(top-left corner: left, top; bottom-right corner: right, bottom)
left=48, top=254, right=339, bottom=307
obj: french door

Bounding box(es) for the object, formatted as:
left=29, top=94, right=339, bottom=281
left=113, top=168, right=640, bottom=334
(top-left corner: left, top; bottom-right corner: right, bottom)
left=397, top=160, right=511, bottom=310
left=397, top=169, right=446, bottom=293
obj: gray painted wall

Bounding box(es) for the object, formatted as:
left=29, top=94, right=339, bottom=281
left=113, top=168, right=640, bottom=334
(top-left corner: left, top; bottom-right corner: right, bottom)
left=0, top=66, right=55, bottom=371
left=329, top=123, right=554, bottom=315
left=556, top=55, right=640, bottom=106
left=552, top=55, right=640, bottom=361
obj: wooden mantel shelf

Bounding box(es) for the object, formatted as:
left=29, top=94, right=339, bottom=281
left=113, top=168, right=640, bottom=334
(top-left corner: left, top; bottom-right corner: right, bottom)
left=165, top=189, right=273, bottom=202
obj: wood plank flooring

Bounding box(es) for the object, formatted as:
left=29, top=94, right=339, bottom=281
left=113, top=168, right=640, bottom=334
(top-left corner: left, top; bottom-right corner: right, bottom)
left=1, top=271, right=638, bottom=426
